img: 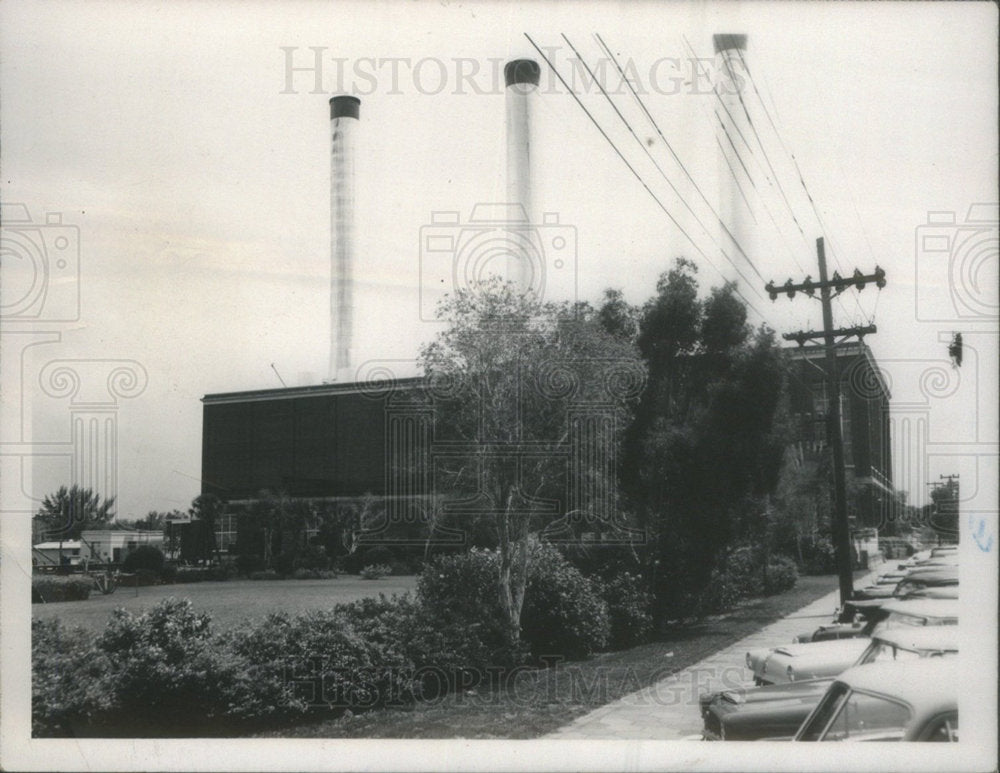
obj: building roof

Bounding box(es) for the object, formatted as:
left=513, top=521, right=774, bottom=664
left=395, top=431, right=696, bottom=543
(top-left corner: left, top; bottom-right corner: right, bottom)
left=34, top=541, right=82, bottom=550
left=202, top=376, right=426, bottom=404
left=784, top=340, right=891, bottom=400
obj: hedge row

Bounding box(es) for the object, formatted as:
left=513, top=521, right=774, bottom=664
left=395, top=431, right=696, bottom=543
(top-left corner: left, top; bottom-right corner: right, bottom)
left=32, top=542, right=618, bottom=736
left=32, top=576, right=92, bottom=603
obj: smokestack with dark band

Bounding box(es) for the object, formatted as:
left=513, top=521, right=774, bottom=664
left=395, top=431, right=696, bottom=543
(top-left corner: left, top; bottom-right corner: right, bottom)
left=504, top=59, right=540, bottom=293
left=329, top=95, right=360, bottom=382
left=713, top=34, right=755, bottom=269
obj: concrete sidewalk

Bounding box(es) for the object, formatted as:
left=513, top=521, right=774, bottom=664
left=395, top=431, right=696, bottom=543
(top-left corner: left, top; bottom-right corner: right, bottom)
left=546, top=575, right=875, bottom=739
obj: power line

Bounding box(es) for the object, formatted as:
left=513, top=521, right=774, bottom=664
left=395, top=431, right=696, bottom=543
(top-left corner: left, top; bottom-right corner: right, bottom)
left=680, top=35, right=808, bottom=275
left=523, top=33, right=769, bottom=322
left=718, top=48, right=807, bottom=240
left=593, top=32, right=762, bottom=279
left=733, top=46, right=869, bottom=322
left=561, top=33, right=764, bottom=294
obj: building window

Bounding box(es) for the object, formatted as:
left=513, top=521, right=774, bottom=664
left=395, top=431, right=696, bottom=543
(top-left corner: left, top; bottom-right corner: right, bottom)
left=215, top=513, right=237, bottom=553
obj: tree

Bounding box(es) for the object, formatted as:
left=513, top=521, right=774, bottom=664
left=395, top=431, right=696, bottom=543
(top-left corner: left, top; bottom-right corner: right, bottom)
left=624, top=260, right=790, bottom=619
left=35, top=485, right=116, bottom=541
left=419, top=277, right=644, bottom=652
left=189, top=493, right=224, bottom=564
left=596, top=288, right=639, bottom=342
left=114, top=510, right=176, bottom=532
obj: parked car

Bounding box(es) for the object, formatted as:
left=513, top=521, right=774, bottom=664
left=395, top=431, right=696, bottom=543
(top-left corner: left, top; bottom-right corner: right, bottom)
left=851, top=565, right=958, bottom=603
left=793, top=594, right=960, bottom=644
left=898, top=545, right=957, bottom=570
left=794, top=659, right=958, bottom=741
left=701, top=626, right=960, bottom=741
left=751, top=599, right=959, bottom=685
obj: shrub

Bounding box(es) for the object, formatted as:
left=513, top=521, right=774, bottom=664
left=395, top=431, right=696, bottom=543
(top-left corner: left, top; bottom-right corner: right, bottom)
left=798, top=536, right=838, bottom=575
left=159, top=564, right=178, bottom=583
left=32, top=575, right=92, bottom=603
left=292, top=568, right=319, bottom=580
left=235, top=553, right=266, bottom=576
left=698, top=546, right=758, bottom=613
left=95, top=599, right=243, bottom=730
left=32, top=619, right=113, bottom=736
left=118, top=569, right=161, bottom=587
left=419, top=542, right=611, bottom=663
left=764, top=556, right=798, bottom=595
left=359, top=563, right=392, bottom=580
left=224, top=608, right=416, bottom=713
left=173, top=566, right=209, bottom=583
left=292, top=544, right=331, bottom=571
left=248, top=570, right=281, bottom=581
left=334, top=593, right=493, bottom=699
left=599, top=571, right=654, bottom=649
left=520, top=541, right=610, bottom=660
left=389, top=559, right=414, bottom=576
left=206, top=563, right=237, bottom=581
left=121, top=544, right=165, bottom=574
left=417, top=548, right=507, bottom=656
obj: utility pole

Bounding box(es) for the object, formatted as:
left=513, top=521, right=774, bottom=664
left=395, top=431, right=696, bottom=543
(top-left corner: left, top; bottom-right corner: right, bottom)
left=766, top=237, right=886, bottom=617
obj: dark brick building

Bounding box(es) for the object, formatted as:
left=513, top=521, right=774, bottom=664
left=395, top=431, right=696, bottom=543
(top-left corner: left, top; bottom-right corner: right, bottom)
left=785, top=341, right=893, bottom=529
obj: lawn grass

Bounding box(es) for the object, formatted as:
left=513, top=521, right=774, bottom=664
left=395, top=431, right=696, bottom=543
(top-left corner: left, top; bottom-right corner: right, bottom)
left=254, top=572, right=862, bottom=739
left=31, top=575, right=419, bottom=634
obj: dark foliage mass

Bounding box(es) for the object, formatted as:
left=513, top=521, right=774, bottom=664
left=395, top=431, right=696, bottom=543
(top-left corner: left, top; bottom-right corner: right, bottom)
left=618, top=259, right=796, bottom=621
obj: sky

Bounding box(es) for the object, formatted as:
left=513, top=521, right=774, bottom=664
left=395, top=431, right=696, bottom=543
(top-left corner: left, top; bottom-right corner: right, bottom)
left=1, top=0, right=997, bottom=523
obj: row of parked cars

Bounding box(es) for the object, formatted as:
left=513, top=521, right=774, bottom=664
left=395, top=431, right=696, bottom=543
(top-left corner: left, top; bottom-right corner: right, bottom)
left=700, top=544, right=960, bottom=742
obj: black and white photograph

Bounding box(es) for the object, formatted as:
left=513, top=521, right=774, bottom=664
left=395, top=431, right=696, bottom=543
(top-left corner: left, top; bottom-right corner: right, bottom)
left=1, top=1, right=997, bottom=770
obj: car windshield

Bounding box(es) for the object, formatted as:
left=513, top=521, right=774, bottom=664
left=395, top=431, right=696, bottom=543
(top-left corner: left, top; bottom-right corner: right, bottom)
left=819, top=689, right=911, bottom=741
left=872, top=613, right=928, bottom=635
left=856, top=640, right=923, bottom=666
left=799, top=683, right=850, bottom=741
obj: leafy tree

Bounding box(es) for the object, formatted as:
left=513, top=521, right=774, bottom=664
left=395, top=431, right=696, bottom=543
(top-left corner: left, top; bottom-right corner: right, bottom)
left=419, top=277, right=644, bottom=651
left=596, top=288, right=639, bottom=342
left=35, top=485, right=116, bottom=541
left=624, top=260, right=790, bottom=620
left=122, top=544, right=166, bottom=573
left=114, top=510, right=178, bottom=532
left=189, top=493, right=224, bottom=564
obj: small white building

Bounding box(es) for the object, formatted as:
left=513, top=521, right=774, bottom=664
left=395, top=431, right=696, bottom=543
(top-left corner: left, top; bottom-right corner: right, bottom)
left=80, top=530, right=165, bottom=564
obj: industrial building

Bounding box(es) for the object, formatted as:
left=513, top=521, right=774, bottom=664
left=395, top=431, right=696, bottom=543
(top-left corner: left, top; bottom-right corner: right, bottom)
left=199, top=43, right=894, bottom=560
left=785, top=340, right=893, bottom=530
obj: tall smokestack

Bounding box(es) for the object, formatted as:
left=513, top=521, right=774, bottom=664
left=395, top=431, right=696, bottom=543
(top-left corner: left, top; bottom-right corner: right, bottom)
left=713, top=34, right=755, bottom=268
left=504, top=59, right=540, bottom=293
left=329, top=95, right=360, bottom=383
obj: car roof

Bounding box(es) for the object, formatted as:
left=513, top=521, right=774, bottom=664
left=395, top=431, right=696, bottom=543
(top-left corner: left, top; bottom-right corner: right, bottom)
left=872, top=625, right=961, bottom=651
left=833, top=659, right=958, bottom=713
left=880, top=598, right=960, bottom=619
left=903, top=565, right=958, bottom=581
